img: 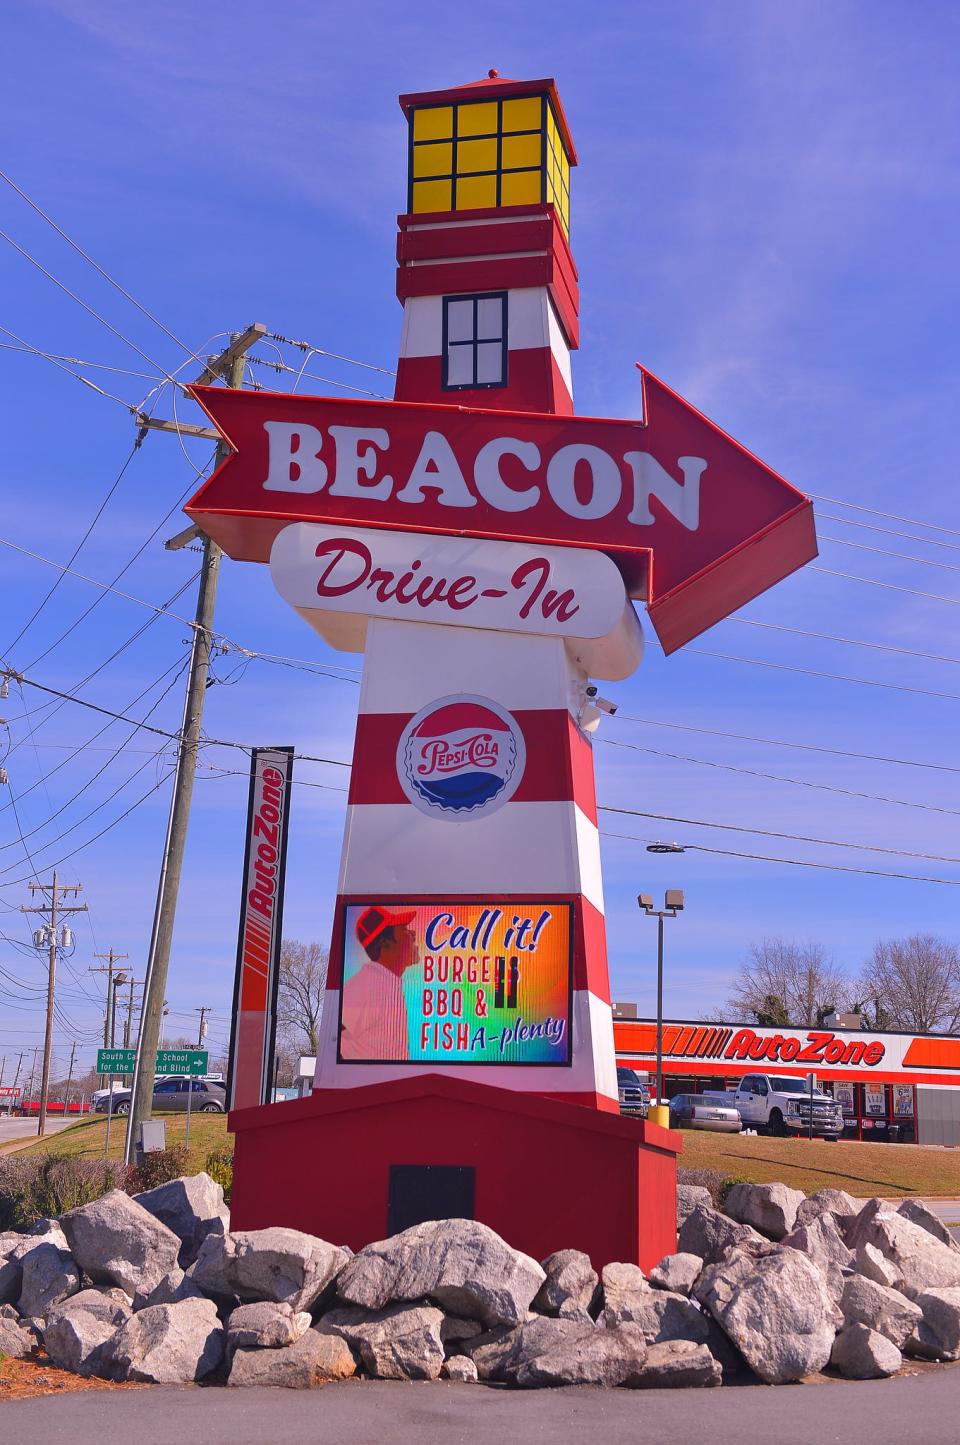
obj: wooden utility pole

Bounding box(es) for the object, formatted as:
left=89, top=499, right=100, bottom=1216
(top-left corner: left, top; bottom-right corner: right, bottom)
left=21, top=871, right=87, bottom=1135
left=64, top=1041, right=76, bottom=1116
left=91, top=950, right=127, bottom=1086
left=124, top=324, right=265, bottom=1164
left=195, top=1006, right=210, bottom=1047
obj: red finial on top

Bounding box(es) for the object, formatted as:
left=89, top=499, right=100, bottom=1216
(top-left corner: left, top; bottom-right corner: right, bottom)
left=488, top=68, right=499, bottom=78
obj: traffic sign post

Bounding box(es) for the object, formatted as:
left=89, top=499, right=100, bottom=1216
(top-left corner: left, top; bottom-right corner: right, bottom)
left=96, top=1049, right=136, bottom=1155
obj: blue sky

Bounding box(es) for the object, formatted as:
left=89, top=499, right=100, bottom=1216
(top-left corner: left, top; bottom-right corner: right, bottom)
left=2, top=1, right=959, bottom=1080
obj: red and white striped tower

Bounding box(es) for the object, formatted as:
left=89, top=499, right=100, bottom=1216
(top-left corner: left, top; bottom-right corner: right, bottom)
left=313, top=74, right=622, bottom=1110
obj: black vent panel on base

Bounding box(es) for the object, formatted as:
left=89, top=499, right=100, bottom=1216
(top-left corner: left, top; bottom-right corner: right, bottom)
left=387, top=1164, right=476, bottom=1235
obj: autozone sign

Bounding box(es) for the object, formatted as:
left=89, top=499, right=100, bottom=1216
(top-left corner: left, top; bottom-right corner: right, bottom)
left=0, top=1087, right=21, bottom=1097
left=627, top=1023, right=886, bottom=1068
left=186, top=369, right=816, bottom=654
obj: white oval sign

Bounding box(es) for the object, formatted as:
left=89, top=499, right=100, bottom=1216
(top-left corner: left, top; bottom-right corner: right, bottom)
left=269, top=522, right=629, bottom=640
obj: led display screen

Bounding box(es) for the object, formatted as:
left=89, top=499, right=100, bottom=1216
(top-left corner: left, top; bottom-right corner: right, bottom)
left=338, top=900, right=573, bottom=1066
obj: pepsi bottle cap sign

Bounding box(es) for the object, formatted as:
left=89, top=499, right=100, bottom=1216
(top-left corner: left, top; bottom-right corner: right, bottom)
left=397, top=695, right=526, bottom=821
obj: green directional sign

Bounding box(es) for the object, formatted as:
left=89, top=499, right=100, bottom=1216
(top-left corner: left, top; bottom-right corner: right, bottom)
left=97, top=1047, right=136, bottom=1074
left=156, top=1048, right=209, bottom=1076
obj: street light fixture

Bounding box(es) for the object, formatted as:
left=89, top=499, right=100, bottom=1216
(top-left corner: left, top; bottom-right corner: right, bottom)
left=638, top=889, right=685, bottom=1128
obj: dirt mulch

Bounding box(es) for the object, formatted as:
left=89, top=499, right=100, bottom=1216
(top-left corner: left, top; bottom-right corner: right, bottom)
left=0, top=1352, right=145, bottom=1403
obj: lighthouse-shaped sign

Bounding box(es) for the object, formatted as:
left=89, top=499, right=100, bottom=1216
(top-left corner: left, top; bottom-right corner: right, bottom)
left=187, top=72, right=816, bottom=1262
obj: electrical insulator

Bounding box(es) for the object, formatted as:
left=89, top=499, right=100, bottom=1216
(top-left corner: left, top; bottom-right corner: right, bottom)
left=200, top=1019, right=208, bottom=1039
left=60, top=925, right=74, bottom=949
left=0, top=767, right=7, bottom=784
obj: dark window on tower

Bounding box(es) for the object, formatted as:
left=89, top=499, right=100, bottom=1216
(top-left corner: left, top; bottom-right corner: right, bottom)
left=441, top=292, right=508, bottom=390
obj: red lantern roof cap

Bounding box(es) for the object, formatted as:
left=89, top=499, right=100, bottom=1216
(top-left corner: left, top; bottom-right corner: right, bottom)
left=398, top=75, right=578, bottom=165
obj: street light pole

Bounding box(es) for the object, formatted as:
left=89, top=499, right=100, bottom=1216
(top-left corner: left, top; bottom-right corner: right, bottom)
left=638, top=886, right=685, bottom=1129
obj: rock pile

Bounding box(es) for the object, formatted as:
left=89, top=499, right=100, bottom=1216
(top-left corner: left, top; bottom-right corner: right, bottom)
left=1, top=1173, right=959, bottom=1390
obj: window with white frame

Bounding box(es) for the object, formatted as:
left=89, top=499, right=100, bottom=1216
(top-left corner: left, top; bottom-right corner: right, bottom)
left=442, top=292, right=507, bottom=390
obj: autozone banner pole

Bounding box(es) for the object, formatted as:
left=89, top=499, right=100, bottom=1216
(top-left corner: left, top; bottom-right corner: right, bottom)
left=227, top=746, right=294, bottom=1110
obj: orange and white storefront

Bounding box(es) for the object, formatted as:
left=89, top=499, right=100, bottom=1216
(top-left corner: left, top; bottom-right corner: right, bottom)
left=614, top=1018, right=960, bottom=1146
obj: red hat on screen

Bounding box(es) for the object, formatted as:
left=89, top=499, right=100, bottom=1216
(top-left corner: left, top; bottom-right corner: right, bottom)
left=355, top=905, right=416, bottom=950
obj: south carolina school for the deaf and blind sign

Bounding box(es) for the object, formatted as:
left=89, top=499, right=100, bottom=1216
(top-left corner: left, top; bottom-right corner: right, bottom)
left=338, top=901, right=572, bottom=1066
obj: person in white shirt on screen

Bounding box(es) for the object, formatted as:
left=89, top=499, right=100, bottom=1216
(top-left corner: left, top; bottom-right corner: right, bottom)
left=340, top=905, right=418, bottom=1060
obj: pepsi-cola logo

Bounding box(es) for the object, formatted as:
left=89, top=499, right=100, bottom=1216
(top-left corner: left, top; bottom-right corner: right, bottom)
left=397, top=695, right=526, bottom=821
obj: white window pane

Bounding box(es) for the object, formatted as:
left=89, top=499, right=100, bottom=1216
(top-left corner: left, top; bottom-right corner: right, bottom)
left=446, top=345, right=474, bottom=386
left=476, top=342, right=504, bottom=384
left=446, top=300, right=474, bottom=343
left=476, top=296, right=504, bottom=341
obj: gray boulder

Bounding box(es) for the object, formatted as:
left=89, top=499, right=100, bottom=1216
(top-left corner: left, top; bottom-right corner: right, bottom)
left=695, top=1242, right=836, bottom=1383
left=724, top=1182, right=804, bottom=1241
left=512, top=1317, right=647, bottom=1388
left=795, top=1189, right=859, bottom=1229
left=43, top=1289, right=132, bottom=1376
left=337, top=1218, right=544, bottom=1328
left=603, top=1287, right=709, bottom=1345
left=782, top=1212, right=853, bottom=1299
left=0, top=1234, right=48, bottom=1306
left=319, top=1301, right=444, bottom=1380
left=906, top=1288, right=960, bottom=1361
left=104, top=1297, right=224, bottom=1384
left=831, top=1323, right=901, bottom=1378
left=627, top=1338, right=722, bottom=1388
left=0, top=1314, right=35, bottom=1359
left=648, top=1253, right=702, bottom=1297
left=600, top=1261, right=650, bottom=1321
left=678, top=1205, right=764, bottom=1265
left=846, top=1204, right=960, bottom=1293
left=856, top=1242, right=903, bottom=1290
left=532, top=1249, right=598, bottom=1317
left=440, top=1315, right=485, bottom=1353
left=16, top=1241, right=80, bottom=1319
left=840, top=1276, right=921, bottom=1350
left=677, top=1184, right=713, bottom=1225
left=228, top=1327, right=355, bottom=1387
left=226, top=1300, right=312, bottom=1350
left=133, top=1172, right=230, bottom=1267
left=135, top=1266, right=204, bottom=1309
left=60, top=1189, right=181, bottom=1299
left=192, top=1227, right=347, bottom=1313
left=897, top=1199, right=960, bottom=1253
left=462, top=1321, right=526, bottom=1381
left=441, top=1354, right=479, bottom=1381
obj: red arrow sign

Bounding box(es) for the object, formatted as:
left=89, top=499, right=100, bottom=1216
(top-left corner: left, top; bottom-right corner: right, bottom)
left=185, top=368, right=816, bottom=653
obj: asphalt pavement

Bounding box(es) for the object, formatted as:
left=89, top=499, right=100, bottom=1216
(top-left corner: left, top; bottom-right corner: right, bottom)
left=0, top=1117, right=76, bottom=1149
left=4, top=1372, right=960, bottom=1445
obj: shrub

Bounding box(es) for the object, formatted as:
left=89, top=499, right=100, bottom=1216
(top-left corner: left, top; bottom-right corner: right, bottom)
left=677, top=1165, right=728, bottom=1209
left=205, top=1146, right=233, bottom=1203
left=125, top=1145, right=189, bottom=1195
left=0, top=1153, right=127, bottom=1231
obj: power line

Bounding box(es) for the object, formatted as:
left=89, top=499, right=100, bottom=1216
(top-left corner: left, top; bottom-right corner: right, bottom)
left=820, top=534, right=960, bottom=575
left=0, top=165, right=206, bottom=367
left=0, top=227, right=180, bottom=382
left=2, top=439, right=143, bottom=660
left=597, top=802, right=960, bottom=864
left=809, top=493, right=960, bottom=541
left=598, top=736, right=960, bottom=817
left=0, top=323, right=141, bottom=412
left=0, top=340, right=165, bottom=383
left=601, top=827, right=960, bottom=888
left=264, top=332, right=396, bottom=377
left=667, top=641, right=960, bottom=704
left=728, top=616, right=960, bottom=667
left=810, top=565, right=960, bottom=609
left=611, top=712, right=960, bottom=775
left=816, top=512, right=960, bottom=556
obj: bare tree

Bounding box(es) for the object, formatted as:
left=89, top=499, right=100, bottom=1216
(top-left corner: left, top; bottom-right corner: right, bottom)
left=857, top=935, right=960, bottom=1034
left=276, top=938, right=328, bottom=1057
left=727, top=939, right=849, bottom=1027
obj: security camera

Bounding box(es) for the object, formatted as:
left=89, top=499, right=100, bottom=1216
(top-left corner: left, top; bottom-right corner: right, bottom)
left=585, top=685, right=617, bottom=716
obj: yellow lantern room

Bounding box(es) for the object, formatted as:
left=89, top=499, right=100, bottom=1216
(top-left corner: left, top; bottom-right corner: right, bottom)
left=401, top=72, right=576, bottom=234
left=395, top=73, right=581, bottom=416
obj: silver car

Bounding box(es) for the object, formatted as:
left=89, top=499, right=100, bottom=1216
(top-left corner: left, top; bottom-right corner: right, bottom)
left=668, top=1093, right=742, bottom=1133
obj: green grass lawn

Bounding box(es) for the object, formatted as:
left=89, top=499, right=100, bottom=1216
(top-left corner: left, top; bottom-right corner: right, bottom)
left=12, top=1112, right=229, bottom=1174
left=679, top=1128, right=960, bottom=1198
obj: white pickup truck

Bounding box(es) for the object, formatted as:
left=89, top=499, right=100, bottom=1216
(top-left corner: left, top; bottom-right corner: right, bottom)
left=733, top=1072, right=844, bottom=1139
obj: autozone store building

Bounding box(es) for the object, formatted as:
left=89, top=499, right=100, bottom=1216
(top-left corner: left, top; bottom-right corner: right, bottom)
left=614, top=1018, right=960, bottom=1146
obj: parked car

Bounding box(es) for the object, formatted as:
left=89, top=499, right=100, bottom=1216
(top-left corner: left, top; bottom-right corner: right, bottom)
left=668, top=1093, right=742, bottom=1133
left=95, top=1078, right=227, bottom=1115
left=733, top=1073, right=843, bottom=1139
left=617, top=1066, right=649, bottom=1116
